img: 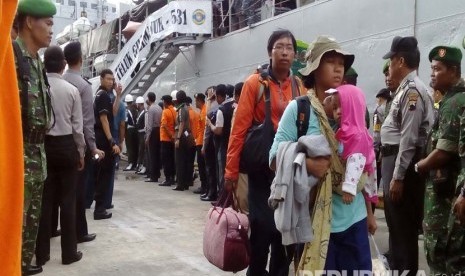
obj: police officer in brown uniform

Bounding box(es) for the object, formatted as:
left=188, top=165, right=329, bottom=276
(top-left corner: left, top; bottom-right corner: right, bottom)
left=380, top=36, right=434, bottom=275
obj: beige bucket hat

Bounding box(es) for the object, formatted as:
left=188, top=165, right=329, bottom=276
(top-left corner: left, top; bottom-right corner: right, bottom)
left=299, top=35, right=355, bottom=76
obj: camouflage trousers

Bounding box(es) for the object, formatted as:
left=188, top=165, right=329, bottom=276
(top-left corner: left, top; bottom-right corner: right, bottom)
left=21, top=179, right=44, bottom=272
left=424, top=179, right=465, bottom=274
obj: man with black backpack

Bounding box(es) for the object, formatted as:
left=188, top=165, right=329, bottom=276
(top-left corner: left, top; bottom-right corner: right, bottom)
left=207, top=84, right=235, bottom=195
left=13, top=0, right=56, bottom=274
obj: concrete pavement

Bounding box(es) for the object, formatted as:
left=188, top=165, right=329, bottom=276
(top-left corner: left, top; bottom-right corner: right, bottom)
left=40, top=167, right=429, bottom=275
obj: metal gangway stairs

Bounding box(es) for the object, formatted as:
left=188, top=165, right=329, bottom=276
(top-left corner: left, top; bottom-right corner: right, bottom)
left=123, top=34, right=207, bottom=98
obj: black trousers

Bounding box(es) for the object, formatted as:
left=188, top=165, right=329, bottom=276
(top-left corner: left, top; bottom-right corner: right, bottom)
left=137, top=131, right=145, bottom=165
left=76, top=150, right=93, bottom=238
left=148, top=127, right=161, bottom=179
left=161, top=141, right=175, bottom=180
left=187, top=145, right=196, bottom=185
left=175, top=136, right=190, bottom=189
left=125, top=127, right=138, bottom=165
left=36, top=135, right=78, bottom=261
left=247, top=170, right=293, bottom=276
left=196, top=145, right=207, bottom=192
left=214, top=139, right=227, bottom=193
left=94, top=130, right=115, bottom=213
left=382, top=152, right=425, bottom=276
left=204, top=139, right=218, bottom=197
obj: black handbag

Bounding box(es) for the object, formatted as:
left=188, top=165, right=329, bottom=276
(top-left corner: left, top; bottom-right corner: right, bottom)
left=239, top=83, right=274, bottom=174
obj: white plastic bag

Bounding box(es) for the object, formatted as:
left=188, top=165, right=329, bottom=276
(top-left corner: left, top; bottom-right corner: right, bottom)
left=370, top=234, right=390, bottom=276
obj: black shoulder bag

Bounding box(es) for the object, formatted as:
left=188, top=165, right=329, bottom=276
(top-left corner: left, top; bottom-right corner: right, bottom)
left=239, top=82, right=273, bottom=174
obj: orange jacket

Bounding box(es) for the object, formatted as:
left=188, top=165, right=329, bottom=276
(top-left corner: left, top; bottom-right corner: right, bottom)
left=225, top=73, right=304, bottom=181
left=196, top=104, right=206, bottom=146
left=0, top=1, right=24, bottom=275
left=160, top=105, right=176, bottom=142
left=188, top=106, right=200, bottom=145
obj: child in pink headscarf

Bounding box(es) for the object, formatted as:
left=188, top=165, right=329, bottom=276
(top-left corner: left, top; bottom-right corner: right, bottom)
left=327, top=85, right=378, bottom=205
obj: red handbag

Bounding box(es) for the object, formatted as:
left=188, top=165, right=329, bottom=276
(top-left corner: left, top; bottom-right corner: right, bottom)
left=203, top=191, right=250, bottom=272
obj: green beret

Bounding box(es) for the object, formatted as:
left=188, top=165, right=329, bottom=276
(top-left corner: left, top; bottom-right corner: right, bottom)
left=382, top=60, right=390, bottom=73
left=345, top=67, right=358, bottom=77
left=18, top=0, right=56, bottom=17
left=429, top=46, right=462, bottom=65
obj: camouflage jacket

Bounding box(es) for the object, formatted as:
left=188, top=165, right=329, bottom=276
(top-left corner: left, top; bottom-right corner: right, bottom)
left=15, top=38, right=52, bottom=182
left=429, top=79, right=465, bottom=194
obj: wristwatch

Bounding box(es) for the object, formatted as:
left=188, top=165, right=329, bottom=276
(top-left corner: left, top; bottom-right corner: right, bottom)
left=109, top=138, right=117, bottom=147
left=414, top=163, right=419, bottom=173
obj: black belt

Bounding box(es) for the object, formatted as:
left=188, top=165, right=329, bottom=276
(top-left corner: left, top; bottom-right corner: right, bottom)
left=380, top=144, right=399, bottom=157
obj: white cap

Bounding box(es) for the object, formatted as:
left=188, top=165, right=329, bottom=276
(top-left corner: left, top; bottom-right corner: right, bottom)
left=135, top=96, right=145, bottom=104
left=124, top=94, right=134, bottom=103
left=171, top=90, right=178, bottom=100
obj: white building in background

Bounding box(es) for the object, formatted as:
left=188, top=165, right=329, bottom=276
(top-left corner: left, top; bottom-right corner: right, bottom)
left=52, top=0, right=133, bottom=43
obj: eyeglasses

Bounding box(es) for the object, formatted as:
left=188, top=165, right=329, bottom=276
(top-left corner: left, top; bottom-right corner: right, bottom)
left=272, top=45, right=295, bottom=53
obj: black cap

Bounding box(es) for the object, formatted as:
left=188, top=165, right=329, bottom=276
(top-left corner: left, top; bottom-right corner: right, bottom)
left=376, top=88, right=391, bottom=100
left=161, top=95, right=172, bottom=102
left=63, top=41, right=82, bottom=62
left=383, top=36, right=418, bottom=59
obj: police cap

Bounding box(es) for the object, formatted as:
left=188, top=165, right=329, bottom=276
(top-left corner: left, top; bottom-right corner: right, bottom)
left=383, top=36, right=418, bottom=59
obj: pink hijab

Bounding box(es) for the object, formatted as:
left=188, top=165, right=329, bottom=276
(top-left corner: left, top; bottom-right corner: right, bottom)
left=334, top=85, right=375, bottom=174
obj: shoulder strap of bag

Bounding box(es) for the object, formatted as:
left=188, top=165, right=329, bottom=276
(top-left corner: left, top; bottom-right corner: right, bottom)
left=291, top=76, right=300, bottom=99
left=263, top=81, right=272, bottom=124
left=296, top=95, right=310, bottom=139
left=12, top=41, right=30, bottom=132
left=42, top=68, right=56, bottom=131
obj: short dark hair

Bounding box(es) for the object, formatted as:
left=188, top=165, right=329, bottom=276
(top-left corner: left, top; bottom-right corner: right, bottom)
left=194, top=93, right=205, bottom=102
left=215, top=84, right=227, bottom=98
left=100, top=68, right=113, bottom=79
left=226, top=84, right=234, bottom=98
left=16, top=14, right=27, bottom=31
left=442, top=61, right=462, bottom=78
left=44, top=46, right=65, bottom=73
left=302, top=74, right=315, bottom=89
left=267, top=29, right=297, bottom=55
left=186, top=96, right=193, bottom=104
left=63, top=42, right=82, bottom=66
left=147, top=92, right=156, bottom=102
left=234, top=82, right=244, bottom=98
left=396, top=50, right=420, bottom=69
left=176, top=90, right=187, bottom=104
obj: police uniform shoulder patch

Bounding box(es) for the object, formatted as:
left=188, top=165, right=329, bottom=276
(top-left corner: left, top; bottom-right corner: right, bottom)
left=407, top=90, right=419, bottom=111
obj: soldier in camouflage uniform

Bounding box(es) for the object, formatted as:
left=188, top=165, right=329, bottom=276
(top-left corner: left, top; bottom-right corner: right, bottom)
left=416, top=46, right=465, bottom=274
left=14, top=0, right=56, bottom=274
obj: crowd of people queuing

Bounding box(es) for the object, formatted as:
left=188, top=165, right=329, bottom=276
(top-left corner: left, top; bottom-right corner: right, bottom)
left=11, top=0, right=465, bottom=275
